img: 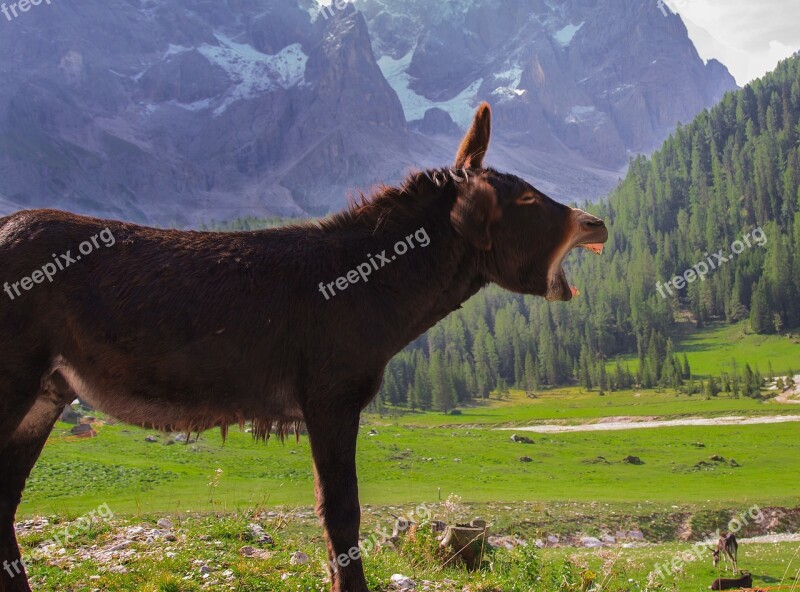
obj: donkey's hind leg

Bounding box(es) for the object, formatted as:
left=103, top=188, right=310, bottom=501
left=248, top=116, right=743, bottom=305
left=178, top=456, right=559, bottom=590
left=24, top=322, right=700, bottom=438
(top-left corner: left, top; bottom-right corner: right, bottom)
left=0, top=380, right=71, bottom=592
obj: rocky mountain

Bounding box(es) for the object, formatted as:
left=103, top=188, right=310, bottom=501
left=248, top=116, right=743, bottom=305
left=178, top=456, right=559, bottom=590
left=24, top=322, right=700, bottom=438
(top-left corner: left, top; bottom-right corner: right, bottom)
left=358, top=0, right=735, bottom=166
left=0, top=0, right=736, bottom=225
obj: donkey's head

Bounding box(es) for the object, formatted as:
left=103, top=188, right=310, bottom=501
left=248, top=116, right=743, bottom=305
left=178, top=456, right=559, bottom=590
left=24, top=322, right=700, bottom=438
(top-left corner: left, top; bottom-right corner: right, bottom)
left=449, top=102, right=608, bottom=301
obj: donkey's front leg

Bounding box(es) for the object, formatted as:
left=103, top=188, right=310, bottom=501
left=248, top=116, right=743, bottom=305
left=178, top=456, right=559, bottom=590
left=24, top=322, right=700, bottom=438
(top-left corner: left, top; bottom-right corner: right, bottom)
left=307, top=411, right=369, bottom=592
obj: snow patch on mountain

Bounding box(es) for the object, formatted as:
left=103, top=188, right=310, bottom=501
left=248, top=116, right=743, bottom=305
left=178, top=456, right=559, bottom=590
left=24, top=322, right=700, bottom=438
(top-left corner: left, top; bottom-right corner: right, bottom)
left=377, top=51, right=482, bottom=129
left=553, top=22, right=583, bottom=47
left=491, top=64, right=526, bottom=102
left=165, top=44, right=191, bottom=57
left=565, top=105, right=606, bottom=130
left=198, top=36, right=308, bottom=114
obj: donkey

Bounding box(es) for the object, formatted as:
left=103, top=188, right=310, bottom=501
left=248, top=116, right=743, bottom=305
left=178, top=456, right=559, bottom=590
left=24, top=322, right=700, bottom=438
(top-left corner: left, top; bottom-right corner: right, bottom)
left=712, top=532, right=739, bottom=574
left=0, top=103, right=607, bottom=592
left=710, top=571, right=751, bottom=591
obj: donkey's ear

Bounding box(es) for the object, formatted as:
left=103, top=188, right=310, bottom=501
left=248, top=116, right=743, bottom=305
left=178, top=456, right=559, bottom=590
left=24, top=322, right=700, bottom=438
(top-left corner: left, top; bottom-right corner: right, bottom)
left=454, top=102, right=492, bottom=169
left=450, top=178, right=501, bottom=251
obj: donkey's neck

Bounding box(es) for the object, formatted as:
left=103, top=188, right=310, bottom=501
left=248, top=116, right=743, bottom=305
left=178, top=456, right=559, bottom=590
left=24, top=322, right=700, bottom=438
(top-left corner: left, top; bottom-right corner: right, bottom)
left=325, top=192, right=487, bottom=358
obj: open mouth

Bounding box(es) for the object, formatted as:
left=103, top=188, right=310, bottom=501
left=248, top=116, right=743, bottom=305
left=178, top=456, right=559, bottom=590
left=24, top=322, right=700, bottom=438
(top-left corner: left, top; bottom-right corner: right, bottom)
left=546, top=218, right=609, bottom=302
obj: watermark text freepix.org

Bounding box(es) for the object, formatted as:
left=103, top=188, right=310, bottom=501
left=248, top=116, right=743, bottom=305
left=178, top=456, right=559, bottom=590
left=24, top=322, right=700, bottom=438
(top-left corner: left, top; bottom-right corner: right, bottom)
left=3, top=503, right=114, bottom=579
left=318, top=227, right=430, bottom=300
left=2, top=0, right=52, bottom=22
left=3, top=227, right=116, bottom=301
left=318, top=0, right=352, bottom=20
left=656, top=227, right=766, bottom=299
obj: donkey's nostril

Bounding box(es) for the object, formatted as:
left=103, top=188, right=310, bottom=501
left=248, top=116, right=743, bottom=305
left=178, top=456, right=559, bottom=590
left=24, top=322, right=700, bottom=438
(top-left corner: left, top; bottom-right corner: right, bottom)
left=583, top=218, right=605, bottom=227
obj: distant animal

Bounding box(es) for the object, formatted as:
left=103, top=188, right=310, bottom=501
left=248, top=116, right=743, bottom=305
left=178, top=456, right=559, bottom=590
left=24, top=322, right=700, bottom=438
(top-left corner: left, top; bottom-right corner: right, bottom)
left=0, top=103, right=607, bottom=592
left=713, top=532, right=739, bottom=573
left=710, top=570, right=751, bottom=590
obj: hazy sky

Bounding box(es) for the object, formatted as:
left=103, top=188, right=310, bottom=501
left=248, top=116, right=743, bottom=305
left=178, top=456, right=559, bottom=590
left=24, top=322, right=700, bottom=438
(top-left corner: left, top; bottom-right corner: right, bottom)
left=664, top=0, right=800, bottom=85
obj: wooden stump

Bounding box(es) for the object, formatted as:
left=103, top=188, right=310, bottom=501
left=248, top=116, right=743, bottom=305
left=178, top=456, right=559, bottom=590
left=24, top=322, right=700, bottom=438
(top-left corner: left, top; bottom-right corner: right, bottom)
left=439, top=519, right=488, bottom=570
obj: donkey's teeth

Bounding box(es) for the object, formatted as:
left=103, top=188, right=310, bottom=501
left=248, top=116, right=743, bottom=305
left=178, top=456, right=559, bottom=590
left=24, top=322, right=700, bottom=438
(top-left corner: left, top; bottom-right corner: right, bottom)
left=570, top=285, right=580, bottom=297
left=583, top=243, right=604, bottom=254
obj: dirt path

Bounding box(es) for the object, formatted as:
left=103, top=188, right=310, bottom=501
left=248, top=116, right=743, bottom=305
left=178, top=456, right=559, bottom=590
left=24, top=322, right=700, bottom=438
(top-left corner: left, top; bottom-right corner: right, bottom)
left=500, top=414, right=800, bottom=434
left=739, top=533, right=800, bottom=544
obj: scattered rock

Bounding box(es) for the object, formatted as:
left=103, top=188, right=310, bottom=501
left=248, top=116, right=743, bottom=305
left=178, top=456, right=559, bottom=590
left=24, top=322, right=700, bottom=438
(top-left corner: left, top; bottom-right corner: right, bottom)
left=239, top=545, right=271, bottom=559
left=729, top=458, right=741, bottom=467
left=60, top=405, right=83, bottom=424
left=519, top=456, right=533, bottom=463
left=580, top=536, right=603, bottom=548
left=488, top=535, right=526, bottom=550
left=145, top=436, right=158, bottom=443
left=510, top=434, right=534, bottom=444
left=248, top=523, right=274, bottom=545
left=692, top=442, right=706, bottom=447
left=70, top=424, right=97, bottom=438
left=156, top=518, right=173, bottom=530
left=622, top=455, right=644, bottom=465
left=107, top=541, right=132, bottom=552
left=289, top=551, right=309, bottom=565
left=709, top=454, right=726, bottom=462
left=583, top=455, right=610, bottom=464
left=390, top=573, right=416, bottom=590
left=368, top=429, right=379, bottom=436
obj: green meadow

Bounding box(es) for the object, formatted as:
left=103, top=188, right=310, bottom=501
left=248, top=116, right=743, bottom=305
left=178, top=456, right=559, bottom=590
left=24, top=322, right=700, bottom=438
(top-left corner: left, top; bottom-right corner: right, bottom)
left=16, top=333, right=800, bottom=591
left=20, top=388, right=800, bottom=516
left=606, top=320, right=800, bottom=379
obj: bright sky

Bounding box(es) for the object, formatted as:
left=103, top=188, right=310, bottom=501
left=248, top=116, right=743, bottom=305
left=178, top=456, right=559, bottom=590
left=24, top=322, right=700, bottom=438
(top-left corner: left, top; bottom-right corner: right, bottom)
left=664, top=0, right=800, bottom=85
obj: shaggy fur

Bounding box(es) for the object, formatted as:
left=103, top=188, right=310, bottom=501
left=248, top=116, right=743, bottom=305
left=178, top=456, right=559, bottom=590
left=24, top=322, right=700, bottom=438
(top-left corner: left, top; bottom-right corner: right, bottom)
left=0, top=103, right=607, bottom=592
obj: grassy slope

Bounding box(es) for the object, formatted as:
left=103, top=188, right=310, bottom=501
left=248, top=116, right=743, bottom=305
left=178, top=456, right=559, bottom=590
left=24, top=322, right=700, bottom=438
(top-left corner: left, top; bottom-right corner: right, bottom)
left=390, top=386, right=798, bottom=427
left=606, top=320, right=800, bottom=378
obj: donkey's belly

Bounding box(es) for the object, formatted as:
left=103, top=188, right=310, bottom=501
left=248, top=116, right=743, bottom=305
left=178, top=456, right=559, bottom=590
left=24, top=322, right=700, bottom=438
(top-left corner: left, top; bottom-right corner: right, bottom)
left=55, top=363, right=304, bottom=434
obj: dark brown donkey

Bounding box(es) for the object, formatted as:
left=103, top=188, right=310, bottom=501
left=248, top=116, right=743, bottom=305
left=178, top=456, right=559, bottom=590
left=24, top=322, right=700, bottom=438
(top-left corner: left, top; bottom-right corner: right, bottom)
left=0, top=103, right=607, bottom=592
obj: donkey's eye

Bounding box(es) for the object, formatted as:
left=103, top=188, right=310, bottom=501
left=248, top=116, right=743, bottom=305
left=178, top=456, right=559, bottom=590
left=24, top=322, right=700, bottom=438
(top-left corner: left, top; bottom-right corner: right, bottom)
left=516, top=193, right=538, bottom=205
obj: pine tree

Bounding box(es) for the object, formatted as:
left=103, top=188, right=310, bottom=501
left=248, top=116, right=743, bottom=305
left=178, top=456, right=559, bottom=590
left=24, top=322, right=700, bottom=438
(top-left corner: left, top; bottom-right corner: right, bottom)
left=523, top=352, right=537, bottom=396
left=430, top=351, right=454, bottom=413
left=750, top=280, right=772, bottom=334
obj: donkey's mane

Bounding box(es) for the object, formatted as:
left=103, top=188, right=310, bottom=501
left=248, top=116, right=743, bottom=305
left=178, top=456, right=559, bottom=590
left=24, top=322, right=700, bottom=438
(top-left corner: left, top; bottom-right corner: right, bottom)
left=314, top=168, right=468, bottom=235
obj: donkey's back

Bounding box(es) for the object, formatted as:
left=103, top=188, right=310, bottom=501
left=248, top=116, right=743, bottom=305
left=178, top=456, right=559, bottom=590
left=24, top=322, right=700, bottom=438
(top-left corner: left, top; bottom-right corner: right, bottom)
left=0, top=209, right=329, bottom=436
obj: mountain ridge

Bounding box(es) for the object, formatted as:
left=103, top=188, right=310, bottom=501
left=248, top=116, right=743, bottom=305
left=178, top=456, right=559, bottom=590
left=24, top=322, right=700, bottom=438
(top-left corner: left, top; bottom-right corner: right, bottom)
left=0, top=0, right=736, bottom=224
